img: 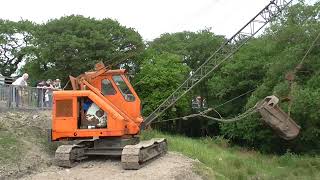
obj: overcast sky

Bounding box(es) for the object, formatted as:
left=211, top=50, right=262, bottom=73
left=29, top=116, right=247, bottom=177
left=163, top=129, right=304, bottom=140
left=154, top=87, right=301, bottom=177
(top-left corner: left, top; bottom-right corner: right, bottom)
left=0, top=0, right=317, bottom=41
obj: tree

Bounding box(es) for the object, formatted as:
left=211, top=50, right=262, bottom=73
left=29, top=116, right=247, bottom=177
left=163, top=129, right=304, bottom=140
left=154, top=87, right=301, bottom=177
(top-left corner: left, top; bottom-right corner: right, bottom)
left=148, top=29, right=225, bottom=105
left=133, top=49, right=191, bottom=132
left=140, top=1, right=320, bottom=153
left=217, top=1, right=320, bottom=153
left=145, top=30, right=226, bottom=136
left=0, top=20, right=35, bottom=76
left=24, top=15, right=144, bottom=85
left=149, top=29, right=225, bottom=69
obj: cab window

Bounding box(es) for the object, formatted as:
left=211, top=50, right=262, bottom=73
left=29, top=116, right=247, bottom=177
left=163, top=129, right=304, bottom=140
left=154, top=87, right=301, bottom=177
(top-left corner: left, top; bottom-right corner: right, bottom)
left=112, top=75, right=135, bottom=101
left=101, top=79, right=116, bottom=95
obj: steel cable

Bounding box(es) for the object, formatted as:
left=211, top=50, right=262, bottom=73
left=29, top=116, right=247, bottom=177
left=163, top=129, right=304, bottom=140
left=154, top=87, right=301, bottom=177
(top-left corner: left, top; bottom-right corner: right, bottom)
left=152, top=88, right=258, bottom=124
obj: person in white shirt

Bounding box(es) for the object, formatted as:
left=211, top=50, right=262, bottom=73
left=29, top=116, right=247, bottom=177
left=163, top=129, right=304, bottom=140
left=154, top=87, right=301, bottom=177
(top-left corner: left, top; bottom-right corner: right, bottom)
left=12, top=73, right=29, bottom=87
left=44, top=79, right=54, bottom=108
left=53, top=79, right=61, bottom=90
left=11, top=73, right=29, bottom=107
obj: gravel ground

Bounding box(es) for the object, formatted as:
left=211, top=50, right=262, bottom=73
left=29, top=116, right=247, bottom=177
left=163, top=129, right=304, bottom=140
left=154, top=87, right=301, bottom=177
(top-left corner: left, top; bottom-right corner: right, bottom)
left=20, top=152, right=202, bottom=180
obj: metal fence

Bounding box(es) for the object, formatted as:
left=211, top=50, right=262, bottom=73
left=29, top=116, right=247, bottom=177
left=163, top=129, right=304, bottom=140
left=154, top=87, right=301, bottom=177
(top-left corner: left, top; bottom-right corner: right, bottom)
left=0, top=84, right=53, bottom=109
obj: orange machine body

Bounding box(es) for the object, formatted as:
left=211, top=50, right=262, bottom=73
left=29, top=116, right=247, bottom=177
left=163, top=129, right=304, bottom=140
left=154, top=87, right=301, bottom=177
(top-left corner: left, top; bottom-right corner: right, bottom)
left=52, top=67, right=143, bottom=141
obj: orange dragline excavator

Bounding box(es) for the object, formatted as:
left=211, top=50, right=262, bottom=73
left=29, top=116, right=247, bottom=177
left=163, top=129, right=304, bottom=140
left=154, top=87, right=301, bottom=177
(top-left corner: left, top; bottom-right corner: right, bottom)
left=49, top=0, right=300, bottom=170
left=51, top=62, right=167, bottom=169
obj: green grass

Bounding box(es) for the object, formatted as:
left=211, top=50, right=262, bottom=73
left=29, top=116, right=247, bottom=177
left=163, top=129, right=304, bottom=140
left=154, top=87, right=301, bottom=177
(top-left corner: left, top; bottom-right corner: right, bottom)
left=142, top=130, right=320, bottom=180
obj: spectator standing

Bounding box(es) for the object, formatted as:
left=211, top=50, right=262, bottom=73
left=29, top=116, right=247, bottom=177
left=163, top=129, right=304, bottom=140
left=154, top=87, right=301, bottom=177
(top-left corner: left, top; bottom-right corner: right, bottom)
left=12, top=73, right=28, bottom=86
left=11, top=73, right=29, bottom=107
left=36, top=80, right=46, bottom=107
left=44, top=79, right=54, bottom=108
left=53, top=79, right=62, bottom=90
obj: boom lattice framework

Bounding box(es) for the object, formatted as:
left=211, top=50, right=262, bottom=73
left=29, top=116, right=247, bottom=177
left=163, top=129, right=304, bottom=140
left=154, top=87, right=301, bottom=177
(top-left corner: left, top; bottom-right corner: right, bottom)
left=142, top=0, right=293, bottom=127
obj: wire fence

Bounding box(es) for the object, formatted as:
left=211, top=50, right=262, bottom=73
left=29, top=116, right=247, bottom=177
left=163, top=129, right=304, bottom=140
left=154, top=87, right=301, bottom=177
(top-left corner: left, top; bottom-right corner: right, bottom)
left=0, top=84, right=53, bottom=110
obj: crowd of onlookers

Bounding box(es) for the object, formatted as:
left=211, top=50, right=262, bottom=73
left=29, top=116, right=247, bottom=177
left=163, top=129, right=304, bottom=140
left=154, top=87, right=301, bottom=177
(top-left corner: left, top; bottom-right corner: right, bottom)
left=8, top=73, right=62, bottom=108
left=36, top=78, right=62, bottom=107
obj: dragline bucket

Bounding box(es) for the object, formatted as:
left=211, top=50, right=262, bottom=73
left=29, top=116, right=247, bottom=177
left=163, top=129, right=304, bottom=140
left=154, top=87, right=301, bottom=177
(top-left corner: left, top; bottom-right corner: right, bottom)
left=256, top=96, right=300, bottom=140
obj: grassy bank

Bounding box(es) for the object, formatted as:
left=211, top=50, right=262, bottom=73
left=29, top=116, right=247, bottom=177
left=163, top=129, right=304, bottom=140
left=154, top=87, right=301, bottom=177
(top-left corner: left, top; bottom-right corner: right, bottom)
left=142, top=130, right=320, bottom=180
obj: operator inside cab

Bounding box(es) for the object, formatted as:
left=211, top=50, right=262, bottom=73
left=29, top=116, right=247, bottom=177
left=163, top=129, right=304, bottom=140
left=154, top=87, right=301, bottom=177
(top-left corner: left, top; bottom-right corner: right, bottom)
left=80, top=98, right=107, bottom=129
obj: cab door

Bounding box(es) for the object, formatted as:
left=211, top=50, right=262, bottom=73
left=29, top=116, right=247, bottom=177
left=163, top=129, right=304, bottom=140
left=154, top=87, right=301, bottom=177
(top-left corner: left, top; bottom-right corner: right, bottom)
left=98, top=75, right=141, bottom=121
left=110, top=74, right=141, bottom=120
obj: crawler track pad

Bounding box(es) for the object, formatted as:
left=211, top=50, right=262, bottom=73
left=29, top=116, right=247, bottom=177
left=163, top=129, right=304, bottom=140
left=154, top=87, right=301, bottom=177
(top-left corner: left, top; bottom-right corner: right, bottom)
left=121, top=138, right=167, bottom=170
left=55, top=144, right=87, bottom=168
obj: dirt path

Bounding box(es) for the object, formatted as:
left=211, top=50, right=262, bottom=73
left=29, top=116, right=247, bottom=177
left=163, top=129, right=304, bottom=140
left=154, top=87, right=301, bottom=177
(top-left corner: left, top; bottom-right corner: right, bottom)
left=20, top=152, right=202, bottom=180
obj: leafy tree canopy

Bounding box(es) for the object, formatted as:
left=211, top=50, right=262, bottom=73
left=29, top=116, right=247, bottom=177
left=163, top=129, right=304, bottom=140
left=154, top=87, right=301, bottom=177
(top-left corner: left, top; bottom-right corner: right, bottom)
left=0, top=20, right=35, bottom=76
left=213, top=1, right=320, bottom=153
left=23, top=15, right=144, bottom=85
left=134, top=49, right=191, bottom=118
